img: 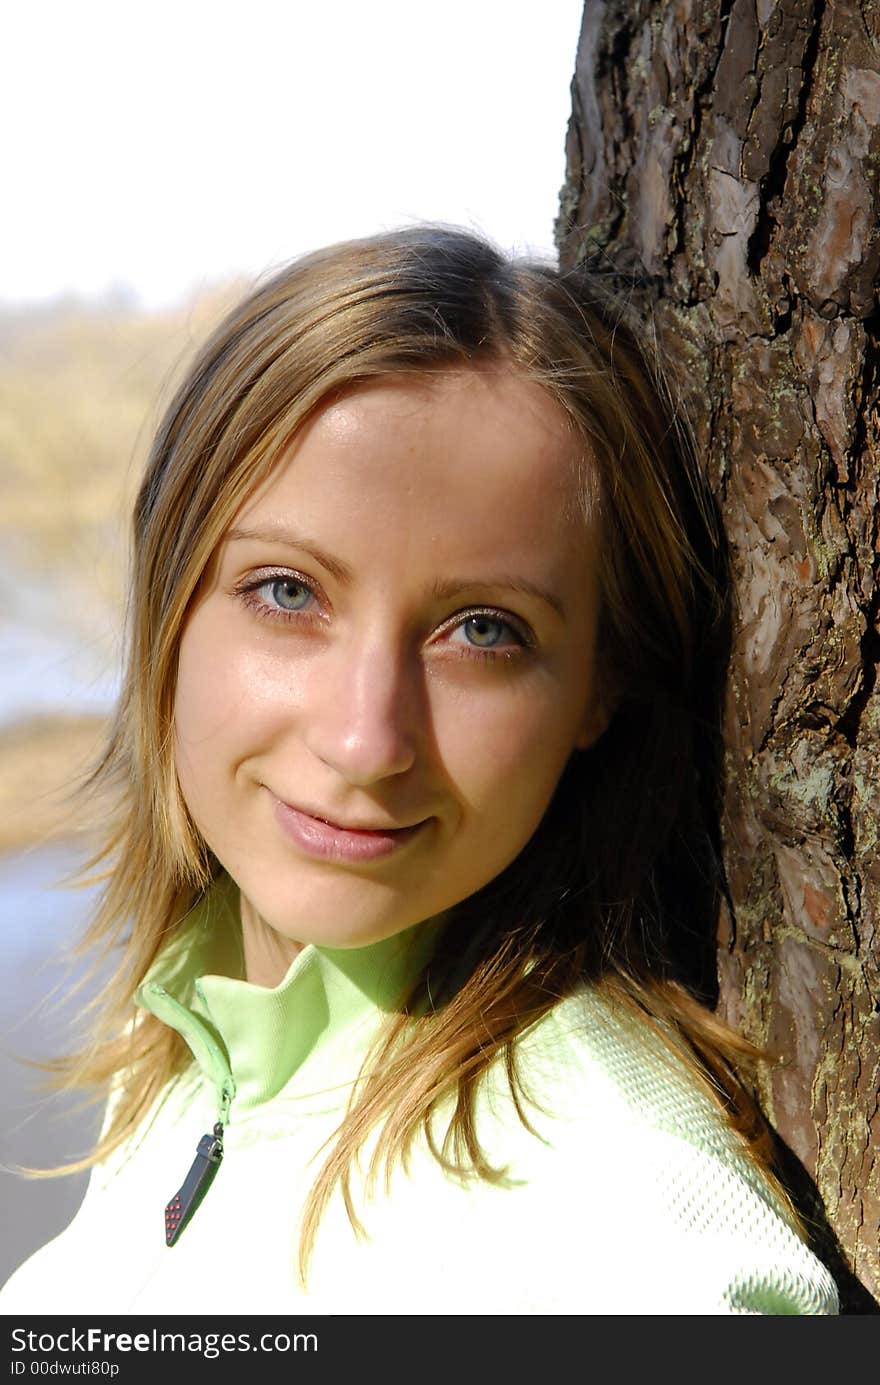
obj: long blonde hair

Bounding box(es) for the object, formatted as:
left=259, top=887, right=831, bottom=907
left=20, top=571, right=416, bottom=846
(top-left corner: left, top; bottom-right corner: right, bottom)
left=52, top=225, right=799, bottom=1269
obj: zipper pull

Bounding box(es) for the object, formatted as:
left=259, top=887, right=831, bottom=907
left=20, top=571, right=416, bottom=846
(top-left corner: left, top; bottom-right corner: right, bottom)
left=164, top=1123, right=224, bottom=1246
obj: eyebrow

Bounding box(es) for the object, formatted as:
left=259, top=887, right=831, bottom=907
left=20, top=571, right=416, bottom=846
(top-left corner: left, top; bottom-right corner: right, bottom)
left=226, top=523, right=566, bottom=619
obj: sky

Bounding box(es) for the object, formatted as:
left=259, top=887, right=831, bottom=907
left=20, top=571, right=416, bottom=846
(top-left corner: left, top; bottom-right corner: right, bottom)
left=3, top=1, right=585, bottom=309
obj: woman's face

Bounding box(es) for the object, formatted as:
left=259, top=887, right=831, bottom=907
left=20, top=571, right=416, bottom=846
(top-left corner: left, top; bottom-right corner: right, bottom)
left=174, top=367, right=605, bottom=969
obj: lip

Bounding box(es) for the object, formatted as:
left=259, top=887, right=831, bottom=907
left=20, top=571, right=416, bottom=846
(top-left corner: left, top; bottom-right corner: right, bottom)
left=270, top=795, right=428, bottom=863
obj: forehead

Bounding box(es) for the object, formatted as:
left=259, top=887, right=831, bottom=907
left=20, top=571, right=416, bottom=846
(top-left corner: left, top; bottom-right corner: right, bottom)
left=226, top=367, right=598, bottom=611
left=315, top=367, right=574, bottom=460
left=244, top=368, right=588, bottom=528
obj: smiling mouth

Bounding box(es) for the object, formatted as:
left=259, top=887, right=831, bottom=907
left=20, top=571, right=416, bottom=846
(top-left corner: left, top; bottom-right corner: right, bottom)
left=299, top=808, right=421, bottom=834
left=277, top=797, right=425, bottom=833
left=268, top=793, right=428, bottom=862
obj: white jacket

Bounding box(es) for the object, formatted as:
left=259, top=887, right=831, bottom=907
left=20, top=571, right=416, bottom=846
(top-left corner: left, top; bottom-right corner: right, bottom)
left=1, top=883, right=839, bottom=1315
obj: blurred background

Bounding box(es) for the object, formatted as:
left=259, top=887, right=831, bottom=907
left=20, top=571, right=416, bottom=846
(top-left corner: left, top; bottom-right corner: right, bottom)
left=0, top=0, right=584, bottom=1287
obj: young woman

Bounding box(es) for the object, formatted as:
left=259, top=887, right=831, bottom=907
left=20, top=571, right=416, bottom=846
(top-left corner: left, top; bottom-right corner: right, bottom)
left=1, top=226, right=838, bottom=1314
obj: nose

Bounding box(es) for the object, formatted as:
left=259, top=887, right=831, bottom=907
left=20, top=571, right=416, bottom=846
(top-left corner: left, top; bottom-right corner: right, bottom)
left=303, top=634, right=421, bottom=785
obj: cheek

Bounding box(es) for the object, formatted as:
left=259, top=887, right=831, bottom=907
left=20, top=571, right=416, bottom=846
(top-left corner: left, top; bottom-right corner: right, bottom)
left=434, top=682, right=579, bottom=819
left=175, top=621, right=302, bottom=753
left=175, top=627, right=238, bottom=760
left=173, top=616, right=286, bottom=803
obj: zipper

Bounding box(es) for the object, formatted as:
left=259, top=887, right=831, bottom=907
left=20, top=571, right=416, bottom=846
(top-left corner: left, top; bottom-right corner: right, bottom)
left=165, top=1122, right=224, bottom=1245
left=136, top=981, right=237, bottom=1247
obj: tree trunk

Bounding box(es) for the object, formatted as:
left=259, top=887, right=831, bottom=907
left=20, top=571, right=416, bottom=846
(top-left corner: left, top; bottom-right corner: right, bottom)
left=557, top=0, right=880, bottom=1308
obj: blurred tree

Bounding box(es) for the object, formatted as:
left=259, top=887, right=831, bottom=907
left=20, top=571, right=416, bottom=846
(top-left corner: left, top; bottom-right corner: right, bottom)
left=557, top=0, right=879, bottom=1308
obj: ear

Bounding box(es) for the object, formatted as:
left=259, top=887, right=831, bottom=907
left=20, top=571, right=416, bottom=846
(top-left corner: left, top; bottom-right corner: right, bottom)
left=573, top=695, right=614, bottom=752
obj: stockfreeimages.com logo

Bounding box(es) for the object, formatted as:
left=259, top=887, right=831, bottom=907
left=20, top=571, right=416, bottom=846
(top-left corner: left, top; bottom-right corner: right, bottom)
left=11, top=1327, right=317, bottom=1364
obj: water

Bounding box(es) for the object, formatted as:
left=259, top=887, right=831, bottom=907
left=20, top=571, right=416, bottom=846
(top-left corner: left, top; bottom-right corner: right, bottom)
left=0, top=843, right=111, bottom=1289
left=0, top=555, right=124, bottom=1286
left=0, top=623, right=118, bottom=723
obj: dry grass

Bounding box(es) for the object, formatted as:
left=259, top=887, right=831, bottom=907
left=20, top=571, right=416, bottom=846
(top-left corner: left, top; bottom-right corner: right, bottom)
left=0, top=281, right=249, bottom=632
left=0, top=714, right=110, bottom=856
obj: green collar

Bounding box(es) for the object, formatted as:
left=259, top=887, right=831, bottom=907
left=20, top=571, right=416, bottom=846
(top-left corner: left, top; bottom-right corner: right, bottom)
left=135, top=874, right=441, bottom=1124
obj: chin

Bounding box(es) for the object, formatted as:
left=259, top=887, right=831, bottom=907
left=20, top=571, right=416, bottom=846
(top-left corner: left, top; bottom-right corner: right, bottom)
left=240, top=871, right=422, bottom=952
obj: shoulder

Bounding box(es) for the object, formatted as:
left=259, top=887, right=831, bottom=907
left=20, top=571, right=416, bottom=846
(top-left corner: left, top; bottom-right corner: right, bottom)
left=485, top=985, right=840, bottom=1315
left=516, top=984, right=749, bottom=1158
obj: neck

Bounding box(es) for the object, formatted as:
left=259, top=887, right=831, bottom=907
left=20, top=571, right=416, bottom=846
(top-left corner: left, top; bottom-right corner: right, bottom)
left=239, top=892, right=304, bottom=988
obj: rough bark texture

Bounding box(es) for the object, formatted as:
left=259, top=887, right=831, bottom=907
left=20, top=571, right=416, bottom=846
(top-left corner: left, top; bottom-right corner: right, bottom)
left=557, top=0, right=880, bottom=1308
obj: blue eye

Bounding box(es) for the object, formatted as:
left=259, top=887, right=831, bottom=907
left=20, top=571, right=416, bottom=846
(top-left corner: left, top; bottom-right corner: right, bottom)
left=461, top=615, right=507, bottom=647
left=235, top=576, right=532, bottom=664
left=266, top=578, right=313, bottom=612
left=234, top=572, right=319, bottom=624
left=446, top=610, right=528, bottom=657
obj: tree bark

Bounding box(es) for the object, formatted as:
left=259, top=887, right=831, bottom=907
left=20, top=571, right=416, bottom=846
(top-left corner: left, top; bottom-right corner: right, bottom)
left=557, top=0, right=880, bottom=1308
